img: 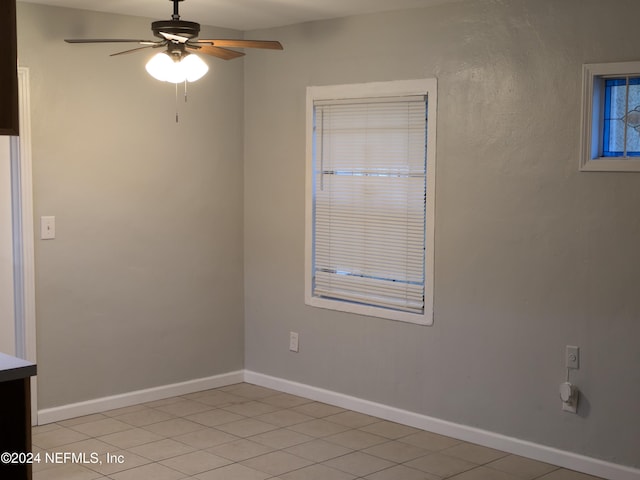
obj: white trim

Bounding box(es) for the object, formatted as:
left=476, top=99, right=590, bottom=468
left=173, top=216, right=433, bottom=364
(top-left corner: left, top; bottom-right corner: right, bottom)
left=37, top=370, right=243, bottom=425
left=244, top=370, right=640, bottom=480
left=580, top=61, right=640, bottom=172
left=34, top=368, right=640, bottom=479
left=10, top=67, right=37, bottom=424
left=305, top=79, right=437, bottom=325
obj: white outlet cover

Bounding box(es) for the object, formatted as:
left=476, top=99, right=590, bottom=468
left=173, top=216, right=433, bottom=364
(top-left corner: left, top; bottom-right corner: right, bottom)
left=289, top=332, right=299, bottom=352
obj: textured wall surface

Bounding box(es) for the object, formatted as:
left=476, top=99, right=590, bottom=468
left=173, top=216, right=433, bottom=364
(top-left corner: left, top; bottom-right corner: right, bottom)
left=13, top=0, right=640, bottom=470
left=243, top=0, right=640, bottom=468
left=17, top=3, right=246, bottom=409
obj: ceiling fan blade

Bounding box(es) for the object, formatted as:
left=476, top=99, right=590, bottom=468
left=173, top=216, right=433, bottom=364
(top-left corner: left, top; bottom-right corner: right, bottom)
left=65, top=39, right=158, bottom=45
left=110, top=45, right=157, bottom=57
left=187, top=45, right=245, bottom=60
left=195, top=39, right=283, bottom=50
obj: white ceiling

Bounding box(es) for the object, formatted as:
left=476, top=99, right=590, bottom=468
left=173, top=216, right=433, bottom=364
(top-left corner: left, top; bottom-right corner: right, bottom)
left=17, top=0, right=459, bottom=31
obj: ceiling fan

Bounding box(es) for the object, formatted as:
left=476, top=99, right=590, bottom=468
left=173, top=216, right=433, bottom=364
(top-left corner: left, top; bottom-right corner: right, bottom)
left=65, top=0, right=283, bottom=83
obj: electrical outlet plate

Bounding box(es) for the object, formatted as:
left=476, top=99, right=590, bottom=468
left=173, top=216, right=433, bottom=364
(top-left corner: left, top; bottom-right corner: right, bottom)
left=562, top=398, right=578, bottom=413
left=566, top=345, right=579, bottom=369
left=289, top=332, right=299, bottom=352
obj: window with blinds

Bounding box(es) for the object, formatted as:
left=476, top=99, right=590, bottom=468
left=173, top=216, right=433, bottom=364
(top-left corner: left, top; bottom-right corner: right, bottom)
left=305, top=80, right=437, bottom=325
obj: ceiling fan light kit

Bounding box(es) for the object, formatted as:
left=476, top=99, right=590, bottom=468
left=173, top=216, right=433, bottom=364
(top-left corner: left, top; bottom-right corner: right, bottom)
left=65, top=0, right=283, bottom=84
left=145, top=51, right=208, bottom=83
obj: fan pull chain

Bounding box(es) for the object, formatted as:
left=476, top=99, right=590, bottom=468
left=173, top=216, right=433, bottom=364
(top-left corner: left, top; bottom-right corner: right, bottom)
left=173, top=82, right=190, bottom=123
left=175, top=82, right=179, bottom=123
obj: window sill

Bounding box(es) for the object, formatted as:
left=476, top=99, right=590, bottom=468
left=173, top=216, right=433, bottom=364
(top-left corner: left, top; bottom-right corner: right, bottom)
left=305, top=295, right=433, bottom=326
left=580, top=157, right=640, bottom=172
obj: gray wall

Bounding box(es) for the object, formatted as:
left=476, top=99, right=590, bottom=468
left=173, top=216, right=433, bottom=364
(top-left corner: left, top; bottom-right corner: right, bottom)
left=244, top=0, right=640, bottom=468
left=17, top=3, right=246, bottom=409
left=14, top=0, right=640, bottom=470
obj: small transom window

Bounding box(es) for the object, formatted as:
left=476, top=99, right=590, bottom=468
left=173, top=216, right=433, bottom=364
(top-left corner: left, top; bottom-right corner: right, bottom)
left=581, top=61, right=640, bottom=171
left=602, top=76, right=640, bottom=157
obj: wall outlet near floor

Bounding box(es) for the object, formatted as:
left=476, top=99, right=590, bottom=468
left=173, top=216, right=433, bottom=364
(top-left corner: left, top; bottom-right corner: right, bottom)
left=289, top=331, right=299, bottom=352
left=560, top=382, right=579, bottom=413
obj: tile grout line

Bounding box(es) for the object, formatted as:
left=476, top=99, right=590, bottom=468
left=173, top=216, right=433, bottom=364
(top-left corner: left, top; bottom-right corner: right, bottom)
left=32, top=384, right=605, bottom=480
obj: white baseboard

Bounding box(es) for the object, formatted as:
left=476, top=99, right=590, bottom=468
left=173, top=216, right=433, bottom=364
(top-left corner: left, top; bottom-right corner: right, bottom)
left=37, top=370, right=243, bottom=425
left=36, top=369, right=639, bottom=480
left=244, top=370, right=640, bottom=480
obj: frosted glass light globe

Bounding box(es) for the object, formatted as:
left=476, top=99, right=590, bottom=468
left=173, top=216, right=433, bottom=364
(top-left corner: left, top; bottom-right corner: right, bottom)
left=145, top=52, right=209, bottom=83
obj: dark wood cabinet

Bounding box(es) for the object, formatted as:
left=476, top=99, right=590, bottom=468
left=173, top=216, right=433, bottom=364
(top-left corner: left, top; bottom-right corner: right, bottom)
left=0, top=0, right=19, bottom=135
left=0, top=353, right=36, bottom=480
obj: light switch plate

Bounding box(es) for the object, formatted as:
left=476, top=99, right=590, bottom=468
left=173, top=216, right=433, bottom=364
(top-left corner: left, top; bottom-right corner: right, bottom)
left=40, top=216, right=55, bottom=240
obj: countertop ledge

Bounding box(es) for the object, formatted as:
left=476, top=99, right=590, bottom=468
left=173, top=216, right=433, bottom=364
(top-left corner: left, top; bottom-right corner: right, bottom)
left=0, top=352, right=37, bottom=383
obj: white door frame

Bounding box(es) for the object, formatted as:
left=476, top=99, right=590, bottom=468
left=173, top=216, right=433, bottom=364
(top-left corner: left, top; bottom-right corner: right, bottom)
left=11, top=66, right=37, bottom=423
left=1, top=135, right=15, bottom=355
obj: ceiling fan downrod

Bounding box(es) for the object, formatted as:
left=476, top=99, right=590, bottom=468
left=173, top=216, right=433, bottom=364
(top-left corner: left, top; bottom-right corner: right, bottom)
left=171, top=0, right=184, bottom=21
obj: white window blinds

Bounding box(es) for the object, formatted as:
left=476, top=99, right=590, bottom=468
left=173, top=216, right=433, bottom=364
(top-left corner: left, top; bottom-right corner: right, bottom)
left=311, top=96, right=427, bottom=315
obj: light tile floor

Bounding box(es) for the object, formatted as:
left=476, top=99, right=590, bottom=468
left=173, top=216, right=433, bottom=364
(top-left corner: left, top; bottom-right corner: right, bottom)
left=31, top=383, right=605, bottom=480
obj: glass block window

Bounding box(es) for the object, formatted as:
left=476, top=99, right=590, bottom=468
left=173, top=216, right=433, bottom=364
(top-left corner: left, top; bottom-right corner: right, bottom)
left=602, top=77, right=640, bottom=157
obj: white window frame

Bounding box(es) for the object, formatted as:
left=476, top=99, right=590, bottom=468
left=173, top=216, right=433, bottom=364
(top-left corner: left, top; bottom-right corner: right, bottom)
left=580, top=61, right=640, bottom=172
left=304, top=79, right=437, bottom=325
